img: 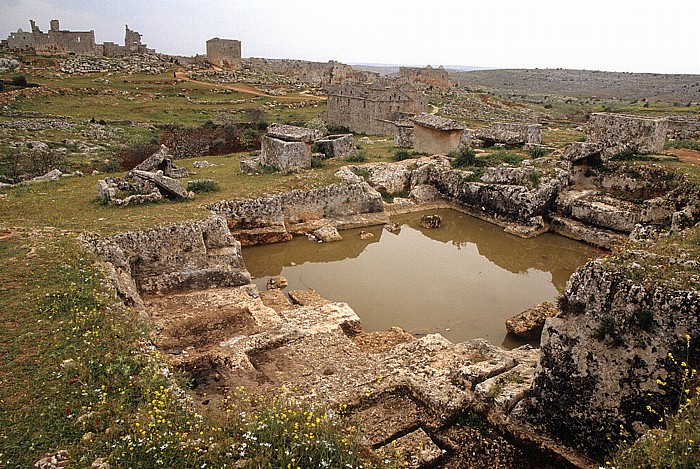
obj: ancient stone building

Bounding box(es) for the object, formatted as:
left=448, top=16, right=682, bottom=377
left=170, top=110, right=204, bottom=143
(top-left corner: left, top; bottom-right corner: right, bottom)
left=410, top=113, right=467, bottom=155
left=399, top=65, right=450, bottom=88
left=7, top=19, right=97, bottom=55
left=6, top=19, right=152, bottom=58
left=206, top=38, right=242, bottom=69
left=323, top=78, right=428, bottom=135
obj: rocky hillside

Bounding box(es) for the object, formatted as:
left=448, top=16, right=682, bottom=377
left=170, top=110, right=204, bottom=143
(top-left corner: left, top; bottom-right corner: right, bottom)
left=451, top=69, right=700, bottom=102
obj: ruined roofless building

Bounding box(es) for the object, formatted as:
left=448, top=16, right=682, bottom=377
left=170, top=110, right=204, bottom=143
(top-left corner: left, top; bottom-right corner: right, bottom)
left=323, top=78, right=428, bottom=135
left=206, top=38, right=242, bottom=69
left=6, top=19, right=97, bottom=55
left=399, top=65, right=451, bottom=88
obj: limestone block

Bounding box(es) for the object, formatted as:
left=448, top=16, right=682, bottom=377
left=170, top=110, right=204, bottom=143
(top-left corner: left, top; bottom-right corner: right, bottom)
left=312, top=225, right=343, bottom=242
left=313, top=134, right=355, bottom=158
left=505, top=301, right=559, bottom=339
left=260, top=136, right=311, bottom=172
left=131, top=170, right=193, bottom=199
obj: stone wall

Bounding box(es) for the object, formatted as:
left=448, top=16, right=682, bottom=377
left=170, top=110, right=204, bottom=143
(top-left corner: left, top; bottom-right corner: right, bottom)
left=313, top=134, right=355, bottom=158
left=207, top=38, right=242, bottom=69
left=524, top=258, right=700, bottom=459
left=667, top=116, right=700, bottom=140
left=242, top=58, right=374, bottom=86
left=323, top=79, right=428, bottom=135
left=207, top=183, right=384, bottom=245
left=83, top=216, right=251, bottom=296
left=399, top=65, right=450, bottom=88
left=473, top=122, right=542, bottom=146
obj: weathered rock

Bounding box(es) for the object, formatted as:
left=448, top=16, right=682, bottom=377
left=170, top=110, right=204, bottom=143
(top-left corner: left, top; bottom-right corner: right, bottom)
left=384, top=221, right=401, bottom=233
left=570, top=194, right=640, bottom=233
left=348, top=163, right=411, bottom=195
left=505, top=301, right=559, bottom=339
left=28, top=168, right=62, bottom=183
left=131, top=170, right=194, bottom=200
left=334, top=166, right=365, bottom=184
left=525, top=257, right=700, bottom=459
left=133, top=145, right=188, bottom=178
left=82, top=216, right=250, bottom=296
left=312, top=225, right=343, bottom=242
left=34, top=450, right=70, bottom=469
left=288, top=289, right=331, bottom=307
left=549, top=215, right=626, bottom=249
left=562, top=142, right=604, bottom=163
left=240, top=156, right=263, bottom=174
left=266, top=275, right=288, bottom=290
left=313, top=134, right=354, bottom=158
left=359, top=230, right=374, bottom=240
left=475, top=362, right=538, bottom=412
left=420, top=214, right=443, bottom=228
left=193, top=160, right=215, bottom=168
left=409, top=184, right=442, bottom=204
left=589, top=113, right=668, bottom=157
left=394, top=120, right=414, bottom=148
left=480, top=165, right=539, bottom=186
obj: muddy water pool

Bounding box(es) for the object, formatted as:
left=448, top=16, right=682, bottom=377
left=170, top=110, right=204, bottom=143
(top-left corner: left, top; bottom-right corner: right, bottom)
left=242, top=209, right=593, bottom=348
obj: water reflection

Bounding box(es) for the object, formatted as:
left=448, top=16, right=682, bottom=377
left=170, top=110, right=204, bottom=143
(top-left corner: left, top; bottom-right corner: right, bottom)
left=242, top=209, right=592, bottom=349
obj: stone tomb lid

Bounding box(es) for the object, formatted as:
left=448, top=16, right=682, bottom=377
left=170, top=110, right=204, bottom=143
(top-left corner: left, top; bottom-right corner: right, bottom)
left=266, top=123, right=323, bottom=143
left=411, top=113, right=465, bottom=131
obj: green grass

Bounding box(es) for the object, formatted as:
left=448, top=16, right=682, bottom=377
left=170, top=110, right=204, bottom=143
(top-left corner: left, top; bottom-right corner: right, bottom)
left=0, top=229, right=396, bottom=468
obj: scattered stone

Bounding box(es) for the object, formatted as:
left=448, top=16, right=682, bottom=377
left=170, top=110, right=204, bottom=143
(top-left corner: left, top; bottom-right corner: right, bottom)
left=240, top=156, right=263, bottom=174
left=312, top=225, right=343, bottom=242
left=90, top=458, right=111, bottom=469
left=27, top=168, right=62, bottom=183
left=359, top=230, right=374, bottom=240
left=34, top=450, right=70, bottom=469
left=193, top=160, right=215, bottom=168
left=420, top=214, right=443, bottom=229
left=505, top=301, right=559, bottom=339
left=134, top=145, right=189, bottom=178
left=266, top=275, right=288, bottom=290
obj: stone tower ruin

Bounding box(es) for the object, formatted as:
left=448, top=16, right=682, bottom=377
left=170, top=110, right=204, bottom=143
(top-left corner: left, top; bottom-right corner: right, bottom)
left=206, top=38, right=242, bottom=69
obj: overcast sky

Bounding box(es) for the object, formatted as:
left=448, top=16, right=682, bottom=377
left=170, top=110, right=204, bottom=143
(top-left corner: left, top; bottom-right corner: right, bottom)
left=2, top=0, right=699, bottom=74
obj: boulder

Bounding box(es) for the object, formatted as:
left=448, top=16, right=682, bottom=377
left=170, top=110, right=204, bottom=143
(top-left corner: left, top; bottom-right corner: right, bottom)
left=266, top=275, right=289, bottom=290
left=505, top=301, right=559, bottom=339
left=312, top=225, right=343, bottom=242
left=349, top=162, right=411, bottom=195
left=29, top=168, right=62, bottom=183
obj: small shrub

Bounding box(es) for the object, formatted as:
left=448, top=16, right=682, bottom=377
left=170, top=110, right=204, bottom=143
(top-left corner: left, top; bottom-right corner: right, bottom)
left=187, top=178, right=220, bottom=193
left=596, top=315, right=621, bottom=344
left=305, top=117, right=328, bottom=135
left=346, top=150, right=367, bottom=163
left=354, top=168, right=370, bottom=181
left=0, top=82, right=4, bottom=92
left=11, top=75, right=27, bottom=87
left=529, top=172, right=541, bottom=187
left=490, top=149, right=525, bottom=165
left=450, top=147, right=479, bottom=168
left=666, top=139, right=700, bottom=151
left=118, top=143, right=160, bottom=170
left=529, top=146, right=550, bottom=158
left=392, top=149, right=416, bottom=161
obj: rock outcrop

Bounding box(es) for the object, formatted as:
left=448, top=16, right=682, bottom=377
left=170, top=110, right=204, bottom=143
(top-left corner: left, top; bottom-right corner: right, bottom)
left=523, top=253, right=700, bottom=459
left=505, top=301, right=559, bottom=339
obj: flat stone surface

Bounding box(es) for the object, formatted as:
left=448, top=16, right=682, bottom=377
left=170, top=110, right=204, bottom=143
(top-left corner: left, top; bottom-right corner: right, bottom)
left=380, top=428, right=443, bottom=469
left=288, top=289, right=331, bottom=307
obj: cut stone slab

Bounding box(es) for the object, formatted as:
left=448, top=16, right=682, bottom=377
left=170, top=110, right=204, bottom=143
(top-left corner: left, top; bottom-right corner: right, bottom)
left=131, top=170, right=193, bottom=199
left=313, top=134, right=355, bottom=158
left=475, top=362, right=538, bottom=413
left=505, top=301, right=559, bottom=339
left=258, top=289, right=294, bottom=312
left=134, top=145, right=188, bottom=178
left=353, top=393, right=427, bottom=447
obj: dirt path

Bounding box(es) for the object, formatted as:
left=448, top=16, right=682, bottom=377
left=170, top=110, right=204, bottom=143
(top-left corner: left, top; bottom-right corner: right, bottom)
left=175, top=71, right=325, bottom=101
left=667, top=148, right=700, bottom=165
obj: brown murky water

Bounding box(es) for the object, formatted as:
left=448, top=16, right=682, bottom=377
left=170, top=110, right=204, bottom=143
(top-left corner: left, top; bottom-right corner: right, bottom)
left=243, top=209, right=593, bottom=348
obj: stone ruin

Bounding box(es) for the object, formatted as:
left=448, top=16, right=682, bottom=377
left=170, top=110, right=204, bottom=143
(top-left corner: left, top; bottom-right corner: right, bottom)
left=410, top=113, right=467, bottom=155
left=473, top=122, right=542, bottom=147
left=206, top=38, right=242, bottom=69
left=97, top=146, right=193, bottom=206
left=242, top=124, right=355, bottom=173
left=323, top=78, right=429, bottom=135
left=563, top=113, right=669, bottom=163
left=5, top=19, right=153, bottom=58
left=399, top=65, right=451, bottom=89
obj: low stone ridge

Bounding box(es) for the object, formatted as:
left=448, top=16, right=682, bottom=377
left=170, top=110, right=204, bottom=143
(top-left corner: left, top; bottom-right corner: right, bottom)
left=505, top=301, right=559, bottom=339
left=347, top=162, right=411, bottom=195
